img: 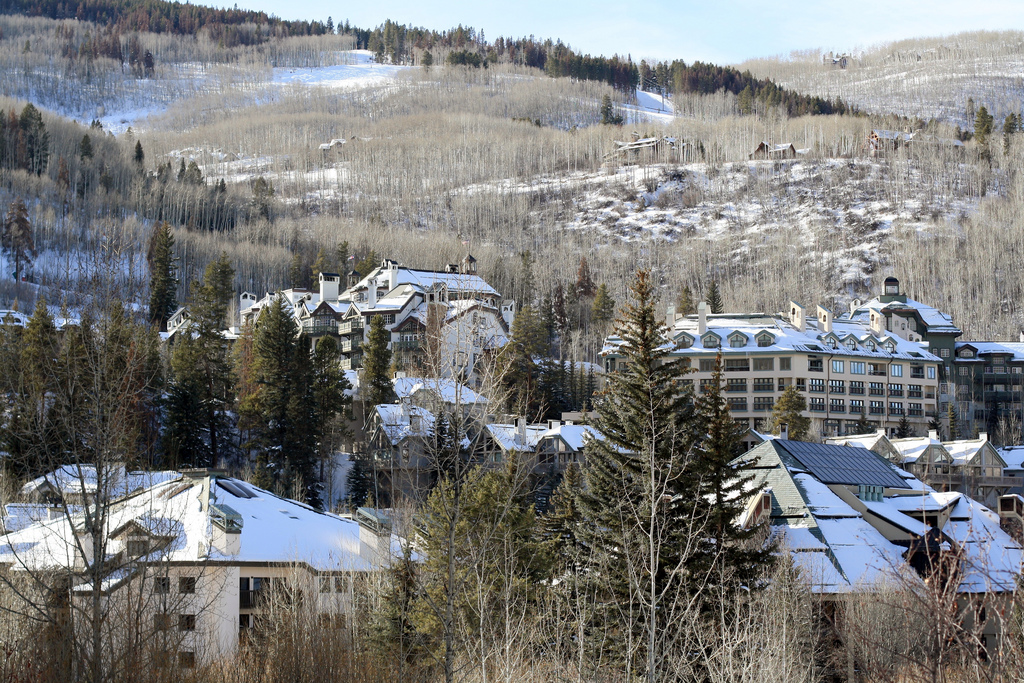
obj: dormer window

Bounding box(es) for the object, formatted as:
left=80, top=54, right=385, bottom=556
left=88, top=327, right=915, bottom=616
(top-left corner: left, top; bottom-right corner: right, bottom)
left=702, top=333, right=720, bottom=349
left=845, top=338, right=857, bottom=350
left=728, top=332, right=747, bottom=348
left=865, top=341, right=876, bottom=352
left=959, top=349, right=974, bottom=359
left=676, top=334, right=694, bottom=349
left=826, top=337, right=838, bottom=349
left=756, top=332, right=774, bottom=348
left=884, top=341, right=897, bottom=353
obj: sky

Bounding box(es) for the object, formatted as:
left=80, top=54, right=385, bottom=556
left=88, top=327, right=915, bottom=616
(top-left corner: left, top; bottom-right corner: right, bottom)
left=225, top=0, right=1024, bottom=64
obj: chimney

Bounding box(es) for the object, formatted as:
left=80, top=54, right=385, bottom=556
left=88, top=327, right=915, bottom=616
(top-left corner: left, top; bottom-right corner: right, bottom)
left=320, top=272, right=340, bottom=301
left=515, top=417, right=527, bottom=446
left=928, top=429, right=938, bottom=441
left=780, top=423, right=789, bottom=440
left=666, top=304, right=677, bottom=328
left=869, top=310, right=886, bottom=336
left=849, top=298, right=862, bottom=316
left=367, top=277, right=378, bottom=309
left=817, top=305, right=833, bottom=334
left=698, top=301, right=707, bottom=335
left=789, top=302, right=806, bottom=333
left=979, top=431, right=988, bottom=442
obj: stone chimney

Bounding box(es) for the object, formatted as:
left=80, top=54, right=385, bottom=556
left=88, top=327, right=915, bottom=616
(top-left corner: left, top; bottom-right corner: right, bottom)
left=817, top=305, right=833, bottom=334
left=789, top=302, right=806, bottom=333
left=698, top=301, right=707, bottom=335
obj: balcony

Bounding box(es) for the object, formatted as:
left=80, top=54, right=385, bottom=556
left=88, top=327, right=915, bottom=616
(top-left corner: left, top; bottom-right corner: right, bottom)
left=340, top=339, right=361, bottom=353
left=301, top=321, right=338, bottom=336
left=393, top=340, right=421, bottom=352
left=338, top=319, right=364, bottom=335
left=340, top=356, right=362, bottom=370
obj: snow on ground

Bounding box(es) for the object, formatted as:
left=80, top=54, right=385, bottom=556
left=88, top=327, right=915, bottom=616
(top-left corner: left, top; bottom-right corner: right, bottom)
left=623, top=90, right=677, bottom=124
left=272, top=50, right=411, bottom=90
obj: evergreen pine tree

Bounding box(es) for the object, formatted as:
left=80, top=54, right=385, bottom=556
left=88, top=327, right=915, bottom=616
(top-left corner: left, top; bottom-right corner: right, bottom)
left=677, top=286, right=697, bottom=316
left=310, top=249, right=328, bottom=291
left=517, top=251, right=534, bottom=309
left=78, top=134, right=93, bottom=162
left=251, top=296, right=300, bottom=491
left=345, top=454, right=374, bottom=509
left=766, top=385, right=810, bottom=440
left=311, top=336, right=352, bottom=482
left=538, top=462, right=584, bottom=574
left=896, top=413, right=913, bottom=439
left=692, top=353, right=774, bottom=591
left=974, top=105, right=994, bottom=147
left=134, top=140, right=145, bottom=166
left=2, top=200, right=36, bottom=289
left=575, top=256, right=596, bottom=298
left=947, top=402, right=961, bottom=441
left=146, top=222, right=176, bottom=330
left=854, top=410, right=872, bottom=435
left=705, top=280, right=724, bottom=314
left=335, top=241, right=350, bottom=275
left=362, top=315, right=395, bottom=408
left=576, top=269, right=700, bottom=677
left=592, top=283, right=615, bottom=326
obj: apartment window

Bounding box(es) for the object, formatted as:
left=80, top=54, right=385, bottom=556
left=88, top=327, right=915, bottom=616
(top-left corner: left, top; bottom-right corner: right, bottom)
left=908, top=385, right=923, bottom=398
left=727, top=397, right=747, bottom=412
left=126, top=539, right=149, bottom=558
left=704, top=336, right=720, bottom=349
left=869, top=382, right=885, bottom=396
left=757, top=335, right=773, bottom=347
left=179, top=614, right=196, bottom=632
left=753, top=378, right=774, bottom=392
left=753, top=397, right=774, bottom=411
left=850, top=400, right=864, bottom=414
left=927, top=366, right=936, bottom=379
left=829, top=380, right=845, bottom=394
left=780, top=357, right=792, bottom=371
left=889, top=402, right=904, bottom=415
left=726, top=378, right=747, bottom=393
left=154, top=613, right=173, bottom=631
left=911, top=365, right=925, bottom=379
left=320, top=577, right=332, bottom=594
left=869, top=363, right=887, bottom=377
left=809, top=378, right=825, bottom=393
left=851, top=361, right=866, bottom=375
left=889, top=384, right=903, bottom=397
left=959, top=367, right=970, bottom=376
left=808, top=357, right=823, bottom=372
left=940, top=348, right=950, bottom=358
left=849, top=381, right=865, bottom=395
left=753, top=357, right=774, bottom=371
left=179, top=577, right=196, bottom=595
left=869, top=401, right=885, bottom=415
left=891, top=364, right=903, bottom=377
left=725, top=359, right=749, bottom=372
left=730, top=336, right=746, bottom=348
left=1015, top=367, right=1024, bottom=374
left=809, top=398, right=826, bottom=412
left=699, top=359, right=715, bottom=372
left=995, top=365, right=1007, bottom=374
left=832, top=360, right=845, bottom=374
left=699, top=379, right=715, bottom=394
left=796, top=378, right=806, bottom=391
left=830, top=399, right=845, bottom=413
left=909, top=403, right=923, bottom=417
left=778, top=378, right=788, bottom=391
left=153, top=577, right=170, bottom=594
left=382, top=314, right=395, bottom=325
left=994, top=384, right=1006, bottom=392
left=178, top=652, right=196, bottom=669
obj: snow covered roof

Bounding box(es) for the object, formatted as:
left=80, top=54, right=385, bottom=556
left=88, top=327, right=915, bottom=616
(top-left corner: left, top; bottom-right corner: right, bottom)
left=843, top=296, right=961, bottom=335
left=998, top=446, right=1024, bottom=472
left=956, top=341, right=1024, bottom=361
left=943, top=437, right=1003, bottom=467
left=351, top=263, right=499, bottom=298
left=0, top=472, right=378, bottom=574
left=20, top=466, right=180, bottom=500
left=889, top=435, right=948, bottom=465
left=374, top=404, right=434, bottom=445
left=739, top=440, right=1022, bottom=594
left=391, top=377, right=487, bottom=405
left=485, top=423, right=547, bottom=453
left=540, top=424, right=599, bottom=451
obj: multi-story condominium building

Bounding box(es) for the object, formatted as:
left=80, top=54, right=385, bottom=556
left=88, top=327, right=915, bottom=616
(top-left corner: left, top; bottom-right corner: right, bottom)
left=602, top=294, right=942, bottom=438
left=949, top=341, right=1024, bottom=438
left=235, top=257, right=514, bottom=380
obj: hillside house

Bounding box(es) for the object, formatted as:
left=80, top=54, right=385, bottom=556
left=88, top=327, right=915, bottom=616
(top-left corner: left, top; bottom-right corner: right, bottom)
left=941, top=434, right=1012, bottom=506
left=236, top=258, right=514, bottom=381
left=950, top=341, right=1024, bottom=439
left=481, top=419, right=548, bottom=466
left=750, top=142, right=796, bottom=160
left=737, top=439, right=1020, bottom=647
left=604, top=135, right=682, bottom=163
left=867, top=129, right=916, bottom=156
left=0, top=468, right=392, bottom=667
left=534, top=421, right=598, bottom=475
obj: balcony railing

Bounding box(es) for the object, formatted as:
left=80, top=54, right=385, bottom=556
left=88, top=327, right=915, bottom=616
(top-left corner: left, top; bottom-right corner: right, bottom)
left=301, top=322, right=338, bottom=336
left=340, top=339, right=361, bottom=353
left=338, top=319, right=364, bottom=335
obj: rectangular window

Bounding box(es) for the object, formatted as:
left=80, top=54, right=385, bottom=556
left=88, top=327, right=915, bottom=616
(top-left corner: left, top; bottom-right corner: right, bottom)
left=869, top=401, right=885, bottom=415
left=809, top=378, right=825, bottom=393
left=179, top=577, right=196, bottom=595
left=851, top=362, right=866, bottom=375
left=808, top=357, right=823, bottom=372
left=829, top=380, right=845, bottom=394
left=725, top=359, right=749, bottom=372
left=891, top=364, right=903, bottom=377
left=830, top=399, right=845, bottom=413
left=178, top=652, right=196, bottom=669
left=699, top=359, right=715, bottom=372
left=850, top=400, right=864, bottom=414
left=940, top=348, right=950, bottom=358
left=889, top=402, right=904, bottom=415
left=832, top=360, right=845, bottom=373
left=753, top=397, right=774, bottom=411
left=753, top=357, right=774, bottom=371
left=796, top=378, right=806, bottom=391
left=777, top=378, right=788, bottom=391
left=699, top=379, right=715, bottom=394
left=927, top=366, right=936, bottom=379
left=909, top=403, right=923, bottom=417
left=179, top=614, right=196, bottom=632
left=889, top=384, right=903, bottom=397
left=809, top=398, right=826, bottom=412
left=849, top=381, right=865, bottom=395
left=320, top=577, right=332, bottom=594
left=153, top=577, right=170, bottom=594
left=727, top=397, right=747, bottom=412
left=753, top=378, right=774, bottom=392
left=780, top=357, right=792, bottom=371
left=959, top=367, right=969, bottom=376
left=869, top=382, right=885, bottom=396
left=154, top=613, right=173, bottom=631
left=911, top=365, right=924, bottom=379
left=908, top=385, right=922, bottom=398
left=726, top=378, right=747, bottom=392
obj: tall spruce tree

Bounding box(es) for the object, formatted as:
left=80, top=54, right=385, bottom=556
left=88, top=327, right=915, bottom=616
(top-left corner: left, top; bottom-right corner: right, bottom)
left=896, top=413, right=913, bottom=439
left=947, top=402, right=961, bottom=441
left=3, top=200, right=36, bottom=290
left=146, top=222, right=176, bottom=331
left=677, top=286, right=697, bottom=316
left=691, top=353, right=773, bottom=593
left=592, top=283, right=615, bottom=326
left=577, top=269, right=700, bottom=681
left=362, top=314, right=395, bottom=409
left=766, top=385, right=810, bottom=440
left=311, top=336, right=352, bottom=482
left=705, top=280, right=724, bottom=314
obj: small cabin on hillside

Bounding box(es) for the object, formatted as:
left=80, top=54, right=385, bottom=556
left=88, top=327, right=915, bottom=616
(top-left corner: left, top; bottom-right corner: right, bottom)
left=750, top=142, right=796, bottom=160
